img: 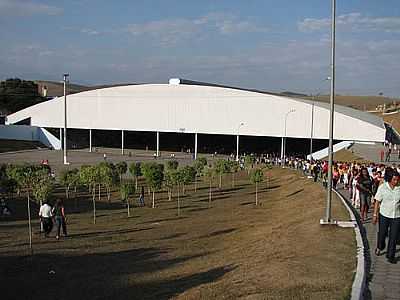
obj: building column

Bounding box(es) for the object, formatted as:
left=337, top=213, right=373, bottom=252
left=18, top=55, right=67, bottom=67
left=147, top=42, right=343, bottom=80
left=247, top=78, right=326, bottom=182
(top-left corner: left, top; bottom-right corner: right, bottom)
left=89, top=129, right=92, bottom=152
left=156, top=131, right=160, bottom=157
left=194, top=133, right=198, bottom=160
left=236, top=135, right=240, bottom=161
left=59, top=128, right=62, bottom=149
left=121, top=130, right=124, bottom=155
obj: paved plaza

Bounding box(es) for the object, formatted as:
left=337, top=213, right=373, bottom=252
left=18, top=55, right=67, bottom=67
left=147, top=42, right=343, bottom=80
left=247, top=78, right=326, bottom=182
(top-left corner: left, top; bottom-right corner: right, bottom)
left=0, top=148, right=211, bottom=175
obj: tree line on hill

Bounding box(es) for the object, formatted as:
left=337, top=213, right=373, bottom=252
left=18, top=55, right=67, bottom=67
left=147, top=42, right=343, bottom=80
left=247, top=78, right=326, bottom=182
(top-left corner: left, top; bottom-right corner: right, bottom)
left=0, top=78, right=46, bottom=115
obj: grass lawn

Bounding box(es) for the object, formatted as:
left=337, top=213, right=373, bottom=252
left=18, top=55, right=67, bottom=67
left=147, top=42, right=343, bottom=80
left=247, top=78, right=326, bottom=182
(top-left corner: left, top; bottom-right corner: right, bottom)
left=0, top=168, right=355, bottom=300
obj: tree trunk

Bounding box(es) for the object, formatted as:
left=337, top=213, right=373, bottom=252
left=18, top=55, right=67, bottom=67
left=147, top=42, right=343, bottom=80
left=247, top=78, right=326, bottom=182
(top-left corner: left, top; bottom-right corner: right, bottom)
left=255, top=182, right=258, bottom=206
left=127, top=197, right=130, bottom=217
left=232, top=173, right=235, bottom=188
left=75, top=195, right=78, bottom=211
left=65, top=186, right=69, bottom=199
left=92, top=192, right=96, bottom=224
left=177, top=188, right=180, bottom=216
left=182, top=184, right=185, bottom=195
left=194, top=179, right=197, bottom=192
left=27, top=192, right=33, bottom=254
left=135, top=177, right=138, bottom=190
left=98, top=184, right=101, bottom=202
left=39, top=199, right=43, bottom=233
left=168, top=189, right=172, bottom=201
left=152, top=191, right=155, bottom=208
left=107, top=186, right=111, bottom=204
left=148, top=187, right=151, bottom=197
left=219, top=175, right=222, bottom=189
left=209, top=180, right=212, bottom=208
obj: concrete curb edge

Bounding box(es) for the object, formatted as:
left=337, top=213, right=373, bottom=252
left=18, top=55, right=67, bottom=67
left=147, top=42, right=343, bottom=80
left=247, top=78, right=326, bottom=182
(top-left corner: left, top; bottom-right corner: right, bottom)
left=334, top=189, right=366, bottom=300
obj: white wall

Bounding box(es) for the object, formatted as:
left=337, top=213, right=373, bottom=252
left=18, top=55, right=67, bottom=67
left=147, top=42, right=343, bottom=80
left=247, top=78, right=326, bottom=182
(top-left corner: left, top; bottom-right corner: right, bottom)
left=7, top=84, right=386, bottom=142
left=0, top=125, right=61, bottom=150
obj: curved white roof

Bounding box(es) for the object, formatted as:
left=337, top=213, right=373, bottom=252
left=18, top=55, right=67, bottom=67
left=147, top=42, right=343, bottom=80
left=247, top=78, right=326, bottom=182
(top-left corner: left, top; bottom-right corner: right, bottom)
left=7, top=83, right=386, bottom=142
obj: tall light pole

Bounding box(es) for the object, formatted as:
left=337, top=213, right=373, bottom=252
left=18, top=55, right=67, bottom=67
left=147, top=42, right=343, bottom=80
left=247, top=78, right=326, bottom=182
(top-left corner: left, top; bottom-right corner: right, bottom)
left=236, top=122, right=245, bottom=161
left=309, top=101, right=315, bottom=162
left=63, top=74, right=69, bottom=165
left=282, top=109, right=295, bottom=166
left=323, top=0, right=336, bottom=224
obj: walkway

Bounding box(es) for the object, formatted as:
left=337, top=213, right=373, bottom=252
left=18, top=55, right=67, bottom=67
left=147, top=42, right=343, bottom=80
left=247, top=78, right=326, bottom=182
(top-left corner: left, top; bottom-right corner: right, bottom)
left=351, top=143, right=400, bottom=164
left=337, top=187, right=400, bottom=300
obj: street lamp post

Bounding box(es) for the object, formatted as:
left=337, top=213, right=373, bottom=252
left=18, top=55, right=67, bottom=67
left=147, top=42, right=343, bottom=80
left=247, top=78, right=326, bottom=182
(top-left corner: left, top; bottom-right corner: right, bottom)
left=282, top=109, right=296, bottom=167
left=236, top=122, right=245, bottom=161
left=63, top=74, right=69, bottom=165
left=323, top=0, right=336, bottom=224
left=310, top=100, right=315, bottom=162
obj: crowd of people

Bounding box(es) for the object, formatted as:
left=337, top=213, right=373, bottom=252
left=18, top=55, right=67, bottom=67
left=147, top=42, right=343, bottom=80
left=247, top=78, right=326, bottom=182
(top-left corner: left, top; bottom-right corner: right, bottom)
left=267, top=155, right=400, bottom=265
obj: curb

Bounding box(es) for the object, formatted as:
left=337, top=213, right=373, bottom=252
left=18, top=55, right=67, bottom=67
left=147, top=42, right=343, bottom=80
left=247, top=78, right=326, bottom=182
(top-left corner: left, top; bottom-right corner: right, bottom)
left=0, top=148, right=49, bottom=155
left=334, top=189, right=366, bottom=300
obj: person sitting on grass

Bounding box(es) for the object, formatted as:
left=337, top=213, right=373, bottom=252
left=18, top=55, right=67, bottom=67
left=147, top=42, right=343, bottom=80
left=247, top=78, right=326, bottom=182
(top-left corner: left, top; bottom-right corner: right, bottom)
left=39, top=201, right=53, bottom=237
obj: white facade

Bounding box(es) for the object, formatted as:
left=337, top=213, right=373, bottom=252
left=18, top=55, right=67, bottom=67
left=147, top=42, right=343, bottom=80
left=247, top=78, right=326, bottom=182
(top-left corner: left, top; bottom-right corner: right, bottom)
left=7, top=83, right=386, bottom=142
left=0, top=125, right=61, bottom=149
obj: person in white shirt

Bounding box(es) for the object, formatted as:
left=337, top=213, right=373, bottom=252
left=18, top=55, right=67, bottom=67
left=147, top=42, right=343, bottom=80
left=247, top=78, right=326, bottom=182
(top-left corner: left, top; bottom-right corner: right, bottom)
left=39, top=201, right=53, bottom=237
left=373, top=168, right=400, bottom=264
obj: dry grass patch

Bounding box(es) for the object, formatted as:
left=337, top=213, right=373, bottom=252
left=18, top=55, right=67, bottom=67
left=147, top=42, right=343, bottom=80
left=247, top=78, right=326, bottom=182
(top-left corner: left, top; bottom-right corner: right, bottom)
left=0, top=168, right=355, bottom=300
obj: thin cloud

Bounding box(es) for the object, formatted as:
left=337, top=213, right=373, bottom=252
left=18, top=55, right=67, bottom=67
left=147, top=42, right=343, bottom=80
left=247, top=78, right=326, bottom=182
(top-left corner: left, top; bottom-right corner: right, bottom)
left=298, top=12, right=400, bottom=33
left=0, top=0, right=63, bottom=17
left=124, top=12, right=268, bottom=46
left=80, top=28, right=100, bottom=35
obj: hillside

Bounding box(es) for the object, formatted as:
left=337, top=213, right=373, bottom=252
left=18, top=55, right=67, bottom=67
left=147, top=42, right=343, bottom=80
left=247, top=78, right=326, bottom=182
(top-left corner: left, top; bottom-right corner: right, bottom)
left=35, top=80, right=91, bottom=97
left=0, top=79, right=46, bottom=115
left=35, top=81, right=139, bottom=98
left=300, top=94, right=395, bottom=111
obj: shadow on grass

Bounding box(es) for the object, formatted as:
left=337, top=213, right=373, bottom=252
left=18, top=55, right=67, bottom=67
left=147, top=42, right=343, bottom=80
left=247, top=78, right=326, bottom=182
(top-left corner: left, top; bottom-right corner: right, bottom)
left=187, top=207, right=209, bottom=213
left=240, top=202, right=254, bottom=206
left=158, top=232, right=187, bottom=240
left=196, top=195, right=231, bottom=203
left=1, top=247, right=229, bottom=300
left=199, top=228, right=237, bottom=239
left=136, top=216, right=188, bottom=225
left=68, top=227, right=154, bottom=239
left=130, top=264, right=237, bottom=300
left=286, top=189, right=304, bottom=198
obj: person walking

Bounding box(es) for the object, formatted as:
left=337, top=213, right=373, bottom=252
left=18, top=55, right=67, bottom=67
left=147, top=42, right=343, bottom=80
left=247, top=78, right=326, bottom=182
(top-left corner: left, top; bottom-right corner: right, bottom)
left=52, top=199, right=67, bottom=240
left=138, top=186, right=145, bottom=206
left=385, top=148, right=391, bottom=162
left=39, top=201, right=53, bottom=237
left=373, top=168, right=400, bottom=264
left=357, top=167, right=373, bottom=223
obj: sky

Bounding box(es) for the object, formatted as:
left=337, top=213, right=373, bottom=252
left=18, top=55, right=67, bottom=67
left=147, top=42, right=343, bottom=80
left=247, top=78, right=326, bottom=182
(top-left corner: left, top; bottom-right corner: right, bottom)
left=0, top=0, right=399, bottom=96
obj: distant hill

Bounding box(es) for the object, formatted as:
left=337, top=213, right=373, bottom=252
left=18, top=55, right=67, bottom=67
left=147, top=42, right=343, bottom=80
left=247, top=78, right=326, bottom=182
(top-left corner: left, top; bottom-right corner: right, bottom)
left=35, top=80, right=91, bottom=97
left=35, top=80, right=139, bottom=98
left=0, top=78, right=46, bottom=115
left=280, top=91, right=308, bottom=97
left=298, top=94, right=396, bottom=111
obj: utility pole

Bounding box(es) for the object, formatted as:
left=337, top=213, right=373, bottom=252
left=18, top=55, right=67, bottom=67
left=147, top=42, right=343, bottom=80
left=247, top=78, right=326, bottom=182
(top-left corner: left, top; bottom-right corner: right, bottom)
left=63, top=74, right=69, bottom=165
left=323, top=0, right=336, bottom=224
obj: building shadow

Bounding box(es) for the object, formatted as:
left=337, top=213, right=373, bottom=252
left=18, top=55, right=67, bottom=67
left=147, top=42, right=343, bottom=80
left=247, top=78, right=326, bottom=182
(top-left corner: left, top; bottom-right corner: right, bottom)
left=1, top=247, right=233, bottom=300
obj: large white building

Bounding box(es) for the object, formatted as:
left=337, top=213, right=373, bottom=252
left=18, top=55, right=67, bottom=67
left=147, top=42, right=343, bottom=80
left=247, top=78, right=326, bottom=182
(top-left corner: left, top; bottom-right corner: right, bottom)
left=6, top=79, right=386, bottom=157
